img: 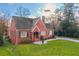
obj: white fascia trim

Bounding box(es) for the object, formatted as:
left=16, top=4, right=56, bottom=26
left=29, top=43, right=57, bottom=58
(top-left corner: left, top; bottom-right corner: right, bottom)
left=32, top=25, right=40, bottom=32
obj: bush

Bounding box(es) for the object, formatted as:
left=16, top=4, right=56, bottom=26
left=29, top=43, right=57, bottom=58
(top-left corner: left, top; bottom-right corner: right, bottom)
left=0, top=35, right=3, bottom=46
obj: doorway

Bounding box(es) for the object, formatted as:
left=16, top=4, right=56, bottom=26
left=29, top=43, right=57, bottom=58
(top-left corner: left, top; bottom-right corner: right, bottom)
left=34, top=32, right=39, bottom=38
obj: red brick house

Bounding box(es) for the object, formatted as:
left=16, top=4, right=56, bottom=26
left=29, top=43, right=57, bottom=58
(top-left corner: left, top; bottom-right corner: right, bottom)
left=8, top=16, right=54, bottom=44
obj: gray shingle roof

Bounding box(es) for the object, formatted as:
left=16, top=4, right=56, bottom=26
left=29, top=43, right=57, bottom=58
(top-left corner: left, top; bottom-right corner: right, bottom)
left=12, top=16, right=37, bottom=29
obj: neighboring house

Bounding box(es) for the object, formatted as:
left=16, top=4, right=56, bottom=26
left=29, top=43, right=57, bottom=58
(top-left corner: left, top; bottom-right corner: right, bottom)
left=8, top=16, right=54, bottom=44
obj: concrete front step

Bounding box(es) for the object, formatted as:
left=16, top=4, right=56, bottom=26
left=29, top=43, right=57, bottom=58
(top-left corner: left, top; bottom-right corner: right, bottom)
left=33, top=40, right=47, bottom=44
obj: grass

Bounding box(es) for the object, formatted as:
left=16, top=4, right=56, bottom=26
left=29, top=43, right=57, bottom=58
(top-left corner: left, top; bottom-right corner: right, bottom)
left=0, top=40, right=79, bottom=56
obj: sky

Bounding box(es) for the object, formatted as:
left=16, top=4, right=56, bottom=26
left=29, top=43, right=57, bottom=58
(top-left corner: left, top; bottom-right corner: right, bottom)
left=0, top=3, right=62, bottom=18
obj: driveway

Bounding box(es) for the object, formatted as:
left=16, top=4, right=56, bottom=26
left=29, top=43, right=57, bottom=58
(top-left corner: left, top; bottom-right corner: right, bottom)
left=55, top=37, right=79, bottom=42
left=33, top=37, right=79, bottom=44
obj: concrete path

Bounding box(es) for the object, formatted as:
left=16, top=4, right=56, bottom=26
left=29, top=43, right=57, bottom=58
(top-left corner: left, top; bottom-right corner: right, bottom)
left=56, top=37, right=79, bottom=42
left=33, top=37, right=79, bottom=44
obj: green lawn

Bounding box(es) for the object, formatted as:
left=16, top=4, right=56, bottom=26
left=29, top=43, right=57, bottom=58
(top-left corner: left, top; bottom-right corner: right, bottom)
left=0, top=40, right=79, bottom=56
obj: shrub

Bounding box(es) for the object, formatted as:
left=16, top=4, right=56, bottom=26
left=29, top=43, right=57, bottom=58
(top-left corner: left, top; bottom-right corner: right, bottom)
left=0, top=35, right=3, bottom=46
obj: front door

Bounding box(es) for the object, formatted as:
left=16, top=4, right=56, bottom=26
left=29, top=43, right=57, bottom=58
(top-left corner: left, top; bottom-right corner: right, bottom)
left=33, top=32, right=39, bottom=41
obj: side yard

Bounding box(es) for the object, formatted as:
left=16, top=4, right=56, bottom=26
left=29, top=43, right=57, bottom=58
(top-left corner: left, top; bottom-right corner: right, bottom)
left=0, top=40, right=79, bottom=56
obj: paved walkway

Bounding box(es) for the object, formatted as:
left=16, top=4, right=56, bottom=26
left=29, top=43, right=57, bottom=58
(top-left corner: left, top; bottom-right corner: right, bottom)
left=33, top=37, right=79, bottom=44
left=56, top=37, right=79, bottom=42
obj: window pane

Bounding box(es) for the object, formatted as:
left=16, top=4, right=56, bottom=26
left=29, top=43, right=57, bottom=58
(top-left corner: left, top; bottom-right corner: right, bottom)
left=20, top=32, right=27, bottom=37
left=49, top=31, right=52, bottom=35
left=41, top=31, right=46, bottom=36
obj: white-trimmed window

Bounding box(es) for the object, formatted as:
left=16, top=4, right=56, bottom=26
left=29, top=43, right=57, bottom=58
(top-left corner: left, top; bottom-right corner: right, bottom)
left=20, top=32, right=27, bottom=37
left=49, top=30, right=52, bottom=35
left=41, top=31, right=46, bottom=36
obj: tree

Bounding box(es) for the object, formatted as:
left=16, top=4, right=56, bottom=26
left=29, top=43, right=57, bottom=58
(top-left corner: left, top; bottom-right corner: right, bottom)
left=0, top=20, right=7, bottom=46
left=0, top=20, right=6, bottom=34
left=0, top=10, right=10, bottom=46
left=15, top=6, right=31, bottom=17
left=54, top=8, right=63, bottom=21
left=50, top=8, right=64, bottom=36
left=60, top=3, right=79, bottom=37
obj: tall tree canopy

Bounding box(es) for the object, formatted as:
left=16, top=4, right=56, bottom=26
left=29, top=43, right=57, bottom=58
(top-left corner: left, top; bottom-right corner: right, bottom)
left=60, top=3, right=79, bottom=37
left=15, top=6, right=31, bottom=17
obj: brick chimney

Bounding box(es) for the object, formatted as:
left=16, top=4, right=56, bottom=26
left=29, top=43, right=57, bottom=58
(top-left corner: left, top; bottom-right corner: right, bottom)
left=42, top=16, right=45, bottom=23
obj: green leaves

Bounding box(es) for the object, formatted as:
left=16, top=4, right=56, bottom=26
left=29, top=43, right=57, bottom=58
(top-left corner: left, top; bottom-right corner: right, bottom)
left=58, top=3, right=79, bottom=38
